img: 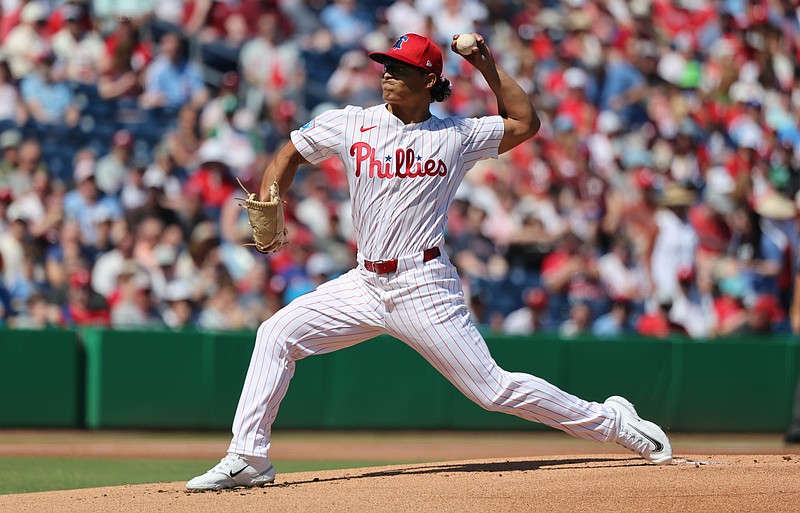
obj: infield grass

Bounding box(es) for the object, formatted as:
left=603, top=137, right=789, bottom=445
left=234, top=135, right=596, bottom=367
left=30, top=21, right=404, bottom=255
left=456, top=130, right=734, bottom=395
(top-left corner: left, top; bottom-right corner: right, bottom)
left=0, top=458, right=396, bottom=495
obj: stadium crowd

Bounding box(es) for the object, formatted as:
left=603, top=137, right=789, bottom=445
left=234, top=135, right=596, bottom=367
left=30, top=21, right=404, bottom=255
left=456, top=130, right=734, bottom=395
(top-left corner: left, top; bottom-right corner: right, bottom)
left=0, top=0, right=799, bottom=339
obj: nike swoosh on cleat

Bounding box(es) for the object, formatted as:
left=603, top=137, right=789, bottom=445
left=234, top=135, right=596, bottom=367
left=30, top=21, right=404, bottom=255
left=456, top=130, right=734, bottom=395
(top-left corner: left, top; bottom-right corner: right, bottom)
left=360, top=125, right=377, bottom=132
left=229, top=465, right=248, bottom=478
left=631, top=425, right=664, bottom=452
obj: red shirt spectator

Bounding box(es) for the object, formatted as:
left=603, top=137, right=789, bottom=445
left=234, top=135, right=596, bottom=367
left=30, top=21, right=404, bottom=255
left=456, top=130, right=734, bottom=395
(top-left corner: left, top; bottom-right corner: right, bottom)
left=65, top=269, right=111, bottom=326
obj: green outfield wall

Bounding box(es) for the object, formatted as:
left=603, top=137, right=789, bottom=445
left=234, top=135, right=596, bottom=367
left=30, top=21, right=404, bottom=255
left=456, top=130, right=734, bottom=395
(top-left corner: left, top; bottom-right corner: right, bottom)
left=0, top=329, right=82, bottom=427
left=1, top=328, right=798, bottom=432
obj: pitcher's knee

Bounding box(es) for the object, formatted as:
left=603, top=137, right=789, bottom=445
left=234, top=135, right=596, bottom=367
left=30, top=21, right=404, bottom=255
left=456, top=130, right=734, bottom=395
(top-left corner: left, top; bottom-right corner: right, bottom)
left=256, top=318, right=293, bottom=355
left=467, top=388, right=513, bottom=413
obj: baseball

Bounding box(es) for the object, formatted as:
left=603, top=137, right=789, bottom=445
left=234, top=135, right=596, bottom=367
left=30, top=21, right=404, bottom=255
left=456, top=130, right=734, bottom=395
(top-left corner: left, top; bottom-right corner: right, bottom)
left=456, top=33, right=476, bottom=55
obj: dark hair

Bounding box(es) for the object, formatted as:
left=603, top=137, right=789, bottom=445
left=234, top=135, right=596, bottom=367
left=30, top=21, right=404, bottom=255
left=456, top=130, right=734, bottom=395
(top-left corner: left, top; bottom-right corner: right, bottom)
left=430, top=76, right=452, bottom=103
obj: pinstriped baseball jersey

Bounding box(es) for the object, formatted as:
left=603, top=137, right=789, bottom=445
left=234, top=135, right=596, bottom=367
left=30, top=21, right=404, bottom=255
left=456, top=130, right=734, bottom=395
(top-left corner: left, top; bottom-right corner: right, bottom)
left=226, top=104, right=619, bottom=462
left=290, top=104, right=504, bottom=260
left=189, top=32, right=671, bottom=489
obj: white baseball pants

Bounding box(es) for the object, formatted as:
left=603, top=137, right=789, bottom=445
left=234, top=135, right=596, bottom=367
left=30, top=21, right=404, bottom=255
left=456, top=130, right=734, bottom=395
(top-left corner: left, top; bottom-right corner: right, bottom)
left=228, top=250, right=617, bottom=458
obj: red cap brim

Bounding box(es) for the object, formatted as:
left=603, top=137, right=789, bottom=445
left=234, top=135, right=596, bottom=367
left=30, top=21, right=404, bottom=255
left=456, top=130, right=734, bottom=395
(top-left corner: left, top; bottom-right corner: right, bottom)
left=369, top=52, right=432, bottom=73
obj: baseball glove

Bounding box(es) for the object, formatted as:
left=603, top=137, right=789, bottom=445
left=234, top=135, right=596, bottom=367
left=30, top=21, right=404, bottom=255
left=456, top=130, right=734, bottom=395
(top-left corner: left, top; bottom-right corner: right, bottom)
left=236, top=178, right=288, bottom=254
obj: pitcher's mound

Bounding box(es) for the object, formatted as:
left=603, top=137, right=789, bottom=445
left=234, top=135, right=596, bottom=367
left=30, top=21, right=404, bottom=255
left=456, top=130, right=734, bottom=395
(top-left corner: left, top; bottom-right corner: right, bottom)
left=3, top=454, right=799, bottom=513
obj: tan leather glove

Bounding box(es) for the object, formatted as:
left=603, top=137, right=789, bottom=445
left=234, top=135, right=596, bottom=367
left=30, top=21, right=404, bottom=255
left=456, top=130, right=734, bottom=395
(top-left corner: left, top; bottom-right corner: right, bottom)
left=237, top=179, right=288, bottom=253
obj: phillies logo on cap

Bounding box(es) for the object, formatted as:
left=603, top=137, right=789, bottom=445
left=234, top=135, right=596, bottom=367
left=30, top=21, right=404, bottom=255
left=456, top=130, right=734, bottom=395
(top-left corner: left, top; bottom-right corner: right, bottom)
left=369, top=33, right=443, bottom=76
left=392, top=35, right=409, bottom=50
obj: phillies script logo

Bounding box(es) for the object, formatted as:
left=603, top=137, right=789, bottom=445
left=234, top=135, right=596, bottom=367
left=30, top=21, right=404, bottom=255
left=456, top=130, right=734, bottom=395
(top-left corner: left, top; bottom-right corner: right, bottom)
left=349, top=142, right=447, bottom=179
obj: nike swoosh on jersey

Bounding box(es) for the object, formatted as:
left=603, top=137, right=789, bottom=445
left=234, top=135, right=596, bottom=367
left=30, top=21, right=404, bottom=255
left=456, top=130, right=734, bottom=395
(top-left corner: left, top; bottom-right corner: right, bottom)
left=360, top=125, right=377, bottom=132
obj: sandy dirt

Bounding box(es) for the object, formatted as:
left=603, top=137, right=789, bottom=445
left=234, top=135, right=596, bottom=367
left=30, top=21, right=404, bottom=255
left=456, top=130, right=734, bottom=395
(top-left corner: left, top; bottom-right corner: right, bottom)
left=1, top=431, right=799, bottom=512
left=2, top=454, right=800, bottom=513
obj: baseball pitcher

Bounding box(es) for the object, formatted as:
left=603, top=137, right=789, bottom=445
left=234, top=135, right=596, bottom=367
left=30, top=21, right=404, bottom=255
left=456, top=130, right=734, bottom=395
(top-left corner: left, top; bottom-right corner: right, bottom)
left=187, top=32, right=672, bottom=491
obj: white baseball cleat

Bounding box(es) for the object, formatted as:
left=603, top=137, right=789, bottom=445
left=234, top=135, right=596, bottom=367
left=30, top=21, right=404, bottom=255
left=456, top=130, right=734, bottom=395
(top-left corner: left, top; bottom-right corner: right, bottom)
left=605, top=396, right=673, bottom=465
left=186, top=453, right=276, bottom=491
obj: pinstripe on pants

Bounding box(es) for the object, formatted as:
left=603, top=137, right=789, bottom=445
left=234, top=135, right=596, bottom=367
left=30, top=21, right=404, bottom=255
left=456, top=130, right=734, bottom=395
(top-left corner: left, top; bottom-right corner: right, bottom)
left=228, top=250, right=617, bottom=458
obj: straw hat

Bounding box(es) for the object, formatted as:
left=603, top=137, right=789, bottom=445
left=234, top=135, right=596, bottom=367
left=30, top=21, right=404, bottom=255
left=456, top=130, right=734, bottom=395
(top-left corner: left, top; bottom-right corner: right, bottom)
left=754, top=192, right=796, bottom=220
left=657, top=183, right=697, bottom=207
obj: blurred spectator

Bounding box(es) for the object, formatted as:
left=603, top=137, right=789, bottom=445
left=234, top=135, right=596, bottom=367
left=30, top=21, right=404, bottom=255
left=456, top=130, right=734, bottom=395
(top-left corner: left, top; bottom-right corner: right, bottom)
left=198, top=281, right=246, bottom=330
left=733, top=294, right=785, bottom=335
left=0, top=129, right=23, bottom=187
left=91, top=232, right=135, bottom=298
left=12, top=292, right=61, bottom=328
left=102, top=15, right=153, bottom=74
left=649, top=183, right=699, bottom=303
left=668, top=266, right=716, bottom=339
left=7, top=138, right=46, bottom=199
left=118, top=155, right=148, bottom=211
left=299, top=27, right=345, bottom=111
left=9, top=168, right=62, bottom=238
left=636, top=296, right=681, bottom=339
left=92, top=2, right=154, bottom=34
left=62, top=159, right=123, bottom=246
left=0, top=60, right=28, bottom=129
left=140, top=31, right=209, bottom=111
left=162, top=279, right=196, bottom=329
left=199, top=82, right=256, bottom=177
left=142, top=143, right=185, bottom=209
left=0, top=201, right=26, bottom=290
left=504, top=207, right=558, bottom=286
left=384, top=0, right=427, bottom=38
left=184, top=138, right=236, bottom=219
left=149, top=242, right=181, bottom=299
left=689, top=165, right=736, bottom=283
left=51, top=2, right=105, bottom=84
left=95, top=129, right=134, bottom=196
left=598, top=43, right=647, bottom=127
left=20, top=50, right=80, bottom=128
left=418, top=0, right=487, bottom=45
left=592, top=300, right=634, bottom=338
left=719, top=193, right=795, bottom=301
left=184, top=0, right=260, bottom=40
left=238, top=10, right=300, bottom=115
left=127, top=160, right=181, bottom=228
left=131, top=215, right=165, bottom=270
left=200, top=71, right=254, bottom=136
left=540, top=231, right=604, bottom=322
left=3, top=2, right=50, bottom=80
left=451, top=200, right=509, bottom=321
left=0, top=187, right=11, bottom=230
left=555, top=67, right=596, bottom=139
left=164, top=104, right=201, bottom=170
left=503, top=287, right=552, bottom=335
left=198, top=9, right=250, bottom=76
left=596, top=234, right=649, bottom=304
left=43, top=220, right=85, bottom=299
left=326, top=49, right=381, bottom=108
left=151, top=0, right=185, bottom=35
left=319, top=0, right=373, bottom=50
left=97, top=18, right=147, bottom=124
left=293, top=171, right=335, bottom=240
left=111, top=271, right=164, bottom=328
left=559, top=300, right=592, bottom=338
left=63, top=267, right=111, bottom=326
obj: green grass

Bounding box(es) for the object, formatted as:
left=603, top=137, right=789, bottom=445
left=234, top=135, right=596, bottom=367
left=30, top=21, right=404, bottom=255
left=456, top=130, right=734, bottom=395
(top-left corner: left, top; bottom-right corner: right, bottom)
left=0, top=458, right=397, bottom=495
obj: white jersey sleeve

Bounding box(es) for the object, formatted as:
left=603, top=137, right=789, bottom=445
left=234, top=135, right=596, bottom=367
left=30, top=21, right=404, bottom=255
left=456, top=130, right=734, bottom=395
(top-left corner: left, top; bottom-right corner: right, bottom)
left=290, top=108, right=347, bottom=165
left=457, top=115, right=504, bottom=168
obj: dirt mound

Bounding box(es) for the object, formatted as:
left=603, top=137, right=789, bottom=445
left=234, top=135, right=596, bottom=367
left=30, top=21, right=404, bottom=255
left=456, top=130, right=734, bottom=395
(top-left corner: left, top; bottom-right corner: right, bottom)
left=3, top=454, right=799, bottom=513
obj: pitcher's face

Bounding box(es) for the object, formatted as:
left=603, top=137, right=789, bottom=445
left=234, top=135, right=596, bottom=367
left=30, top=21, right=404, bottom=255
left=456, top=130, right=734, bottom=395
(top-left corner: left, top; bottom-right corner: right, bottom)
left=379, top=60, right=433, bottom=107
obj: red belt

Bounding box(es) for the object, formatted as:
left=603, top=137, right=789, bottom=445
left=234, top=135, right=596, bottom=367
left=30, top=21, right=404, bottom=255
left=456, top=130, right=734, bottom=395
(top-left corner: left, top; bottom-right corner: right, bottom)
left=363, top=247, right=441, bottom=274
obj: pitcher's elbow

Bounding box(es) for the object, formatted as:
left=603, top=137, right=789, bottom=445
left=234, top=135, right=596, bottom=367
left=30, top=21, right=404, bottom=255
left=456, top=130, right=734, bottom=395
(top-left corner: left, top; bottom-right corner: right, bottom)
left=527, top=114, right=541, bottom=138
